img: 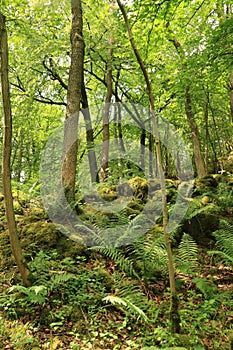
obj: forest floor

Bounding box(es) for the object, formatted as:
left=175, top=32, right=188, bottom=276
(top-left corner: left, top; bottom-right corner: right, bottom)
left=0, top=174, right=233, bottom=349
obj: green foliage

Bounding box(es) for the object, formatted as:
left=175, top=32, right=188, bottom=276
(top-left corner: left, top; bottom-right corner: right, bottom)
left=0, top=315, right=40, bottom=350
left=177, top=233, right=199, bottom=273
left=103, top=295, right=149, bottom=322
left=91, top=245, right=139, bottom=277
left=1, top=250, right=108, bottom=326
left=209, top=221, right=233, bottom=265
left=8, top=285, right=48, bottom=305
left=192, top=277, right=218, bottom=300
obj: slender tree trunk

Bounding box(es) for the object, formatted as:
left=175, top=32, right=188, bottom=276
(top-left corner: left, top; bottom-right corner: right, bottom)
left=166, top=24, right=207, bottom=178
left=185, top=87, right=206, bottom=178
left=81, top=82, right=99, bottom=183
left=204, top=100, right=209, bottom=172
left=62, top=0, right=84, bottom=202
left=0, top=14, right=30, bottom=286
left=148, top=132, right=154, bottom=177
left=100, top=27, right=113, bottom=182
left=115, top=71, right=126, bottom=154
left=228, top=73, right=233, bottom=123
left=117, top=0, right=180, bottom=334
left=140, top=128, right=146, bottom=170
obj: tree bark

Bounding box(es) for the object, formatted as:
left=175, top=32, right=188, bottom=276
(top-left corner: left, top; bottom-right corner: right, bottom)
left=185, top=86, right=207, bottom=178
left=0, top=13, right=30, bottom=286
left=117, top=0, right=180, bottom=334
left=228, top=72, right=233, bottom=123
left=62, top=0, right=84, bottom=202
left=166, top=23, right=207, bottom=178
left=81, top=82, right=99, bottom=183
left=100, top=26, right=113, bottom=182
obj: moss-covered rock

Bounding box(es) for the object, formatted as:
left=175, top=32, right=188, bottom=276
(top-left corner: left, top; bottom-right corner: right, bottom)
left=182, top=213, right=219, bottom=246
left=125, top=195, right=145, bottom=218
left=128, top=176, right=148, bottom=203
left=98, top=186, right=117, bottom=201
left=194, top=175, right=218, bottom=194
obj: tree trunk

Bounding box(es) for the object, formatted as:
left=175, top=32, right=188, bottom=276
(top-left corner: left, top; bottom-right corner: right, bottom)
left=117, top=0, right=180, bottom=334
left=62, top=0, right=84, bottom=202
left=140, top=128, right=146, bottom=170
left=228, top=73, right=233, bottom=123
left=185, top=87, right=207, bottom=178
left=166, top=24, right=207, bottom=178
left=81, top=82, right=99, bottom=183
left=0, top=13, right=30, bottom=286
left=100, top=29, right=113, bottom=182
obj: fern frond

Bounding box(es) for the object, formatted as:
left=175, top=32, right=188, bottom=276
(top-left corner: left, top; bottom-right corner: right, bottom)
left=9, top=285, right=48, bottom=305
left=193, top=277, right=218, bottom=300
left=49, top=273, right=76, bottom=291
left=208, top=250, right=233, bottom=264
left=209, top=221, right=233, bottom=265
left=177, top=233, right=199, bottom=273
left=90, top=246, right=139, bottom=278
left=103, top=295, right=149, bottom=322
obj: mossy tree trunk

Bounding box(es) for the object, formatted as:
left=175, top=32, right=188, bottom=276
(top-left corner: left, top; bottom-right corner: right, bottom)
left=117, top=0, right=180, bottom=334
left=100, top=9, right=113, bottom=182
left=0, top=13, right=30, bottom=287
left=62, top=0, right=84, bottom=202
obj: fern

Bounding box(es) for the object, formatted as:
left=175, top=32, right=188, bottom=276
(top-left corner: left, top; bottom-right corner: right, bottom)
left=103, top=295, right=149, bottom=322
left=49, top=273, right=76, bottom=292
left=209, top=221, right=233, bottom=265
left=125, top=233, right=169, bottom=279
left=183, top=198, right=211, bottom=220
left=176, top=233, right=199, bottom=273
left=90, top=245, right=139, bottom=278
left=9, top=285, right=48, bottom=305
left=192, top=277, right=218, bottom=300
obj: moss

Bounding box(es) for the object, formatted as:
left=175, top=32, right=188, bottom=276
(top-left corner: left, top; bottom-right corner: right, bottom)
left=201, top=195, right=211, bottom=205
left=95, top=268, right=114, bottom=291
left=126, top=206, right=141, bottom=218
left=28, top=207, right=48, bottom=219
left=128, top=176, right=148, bottom=200
left=20, top=221, right=59, bottom=249
left=0, top=229, right=15, bottom=268
left=127, top=200, right=144, bottom=212
left=13, top=200, right=24, bottom=215
left=56, top=236, right=88, bottom=259
left=182, top=213, right=219, bottom=246
left=195, top=175, right=218, bottom=193
left=98, top=186, right=117, bottom=201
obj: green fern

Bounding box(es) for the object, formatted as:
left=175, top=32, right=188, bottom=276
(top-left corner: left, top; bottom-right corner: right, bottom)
left=49, top=273, right=76, bottom=292
left=192, top=277, right=218, bottom=299
left=125, top=233, right=169, bottom=279
left=103, top=295, right=149, bottom=322
left=90, top=245, right=139, bottom=278
left=8, top=285, right=48, bottom=305
left=209, top=221, right=233, bottom=265
left=176, top=233, right=199, bottom=273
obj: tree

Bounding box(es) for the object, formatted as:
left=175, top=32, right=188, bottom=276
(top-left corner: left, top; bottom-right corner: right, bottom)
left=100, top=3, right=114, bottom=182
left=61, top=0, right=84, bottom=202
left=0, top=13, right=30, bottom=286
left=166, top=23, right=207, bottom=178
left=116, top=0, right=180, bottom=334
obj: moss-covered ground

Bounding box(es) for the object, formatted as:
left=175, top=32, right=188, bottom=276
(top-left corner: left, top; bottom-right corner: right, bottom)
left=0, top=174, right=232, bottom=349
